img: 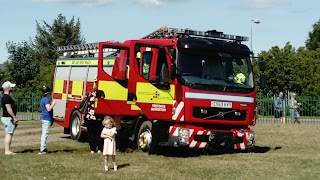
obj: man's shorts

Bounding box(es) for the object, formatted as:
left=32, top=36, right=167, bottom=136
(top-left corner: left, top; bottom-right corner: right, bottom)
left=1, top=117, right=17, bottom=134
left=274, top=110, right=283, bottom=118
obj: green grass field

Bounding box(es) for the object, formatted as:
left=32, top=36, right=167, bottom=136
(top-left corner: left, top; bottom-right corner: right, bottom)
left=0, top=121, right=320, bottom=180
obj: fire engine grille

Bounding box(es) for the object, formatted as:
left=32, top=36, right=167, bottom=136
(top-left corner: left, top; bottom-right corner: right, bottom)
left=193, top=107, right=246, bottom=120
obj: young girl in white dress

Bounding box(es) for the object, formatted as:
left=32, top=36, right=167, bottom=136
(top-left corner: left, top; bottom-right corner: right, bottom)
left=101, top=116, right=117, bottom=171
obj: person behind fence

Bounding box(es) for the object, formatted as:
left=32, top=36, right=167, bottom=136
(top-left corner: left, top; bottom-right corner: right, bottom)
left=273, top=92, right=284, bottom=123
left=39, top=86, right=56, bottom=154
left=289, top=93, right=301, bottom=124
left=83, top=77, right=104, bottom=154
left=1, top=81, right=18, bottom=155
left=101, top=116, right=117, bottom=172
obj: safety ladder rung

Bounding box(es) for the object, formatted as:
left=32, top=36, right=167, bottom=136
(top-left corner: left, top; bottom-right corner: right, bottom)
left=58, top=43, right=99, bottom=52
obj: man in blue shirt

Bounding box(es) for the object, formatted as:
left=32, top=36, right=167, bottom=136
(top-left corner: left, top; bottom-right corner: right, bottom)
left=274, top=92, right=284, bottom=123
left=39, top=86, right=56, bottom=154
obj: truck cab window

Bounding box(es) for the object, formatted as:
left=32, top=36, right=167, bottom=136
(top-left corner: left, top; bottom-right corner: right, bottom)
left=142, top=51, right=153, bottom=79
left=156, top=48, right=169, bottom=83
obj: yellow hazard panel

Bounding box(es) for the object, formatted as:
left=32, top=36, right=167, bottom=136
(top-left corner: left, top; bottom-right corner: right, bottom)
left=54, top=80, right=64, bottom=94
left=62, top=94, right=67, bottom=100
left=136, top=82, right=175, bottom=104
left=131, top=105, right=140, bottom=110
left=127, top=101, right=140, bottom=110
left=72, top=81, right=84, bottom=96
left=98, top=81, right=128, bottom=101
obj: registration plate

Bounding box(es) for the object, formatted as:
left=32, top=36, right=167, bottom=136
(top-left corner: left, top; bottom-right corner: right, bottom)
left=211, top=101, right=232, bottom=108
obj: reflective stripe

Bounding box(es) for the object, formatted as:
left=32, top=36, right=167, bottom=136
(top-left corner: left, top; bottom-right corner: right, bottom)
left=185, top=92, right=254, bottom=103
left=56, top=59, right=114, bottom=66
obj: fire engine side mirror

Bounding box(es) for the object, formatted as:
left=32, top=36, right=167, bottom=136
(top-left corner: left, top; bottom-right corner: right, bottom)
left=258, top=59, right=266, bottom=72
left=259, top=73, right=266, bottom=90
left=96, top=90, right=105, bottom=99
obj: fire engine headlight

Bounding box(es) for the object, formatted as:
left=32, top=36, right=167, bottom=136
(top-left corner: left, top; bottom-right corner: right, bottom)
left=246, top=132, right=254, bottom=141
left=178, top=128, right=189, bottom=144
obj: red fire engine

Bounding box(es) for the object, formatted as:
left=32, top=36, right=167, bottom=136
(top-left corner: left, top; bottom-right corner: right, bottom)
left=53, top=26, right=266, bottom=154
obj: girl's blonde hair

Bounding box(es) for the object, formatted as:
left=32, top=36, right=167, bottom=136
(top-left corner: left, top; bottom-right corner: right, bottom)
left=102, top=116, right=115, bottom=127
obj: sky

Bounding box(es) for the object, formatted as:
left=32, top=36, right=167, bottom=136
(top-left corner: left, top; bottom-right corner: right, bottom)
left=0, top=0, right=319, bottom=63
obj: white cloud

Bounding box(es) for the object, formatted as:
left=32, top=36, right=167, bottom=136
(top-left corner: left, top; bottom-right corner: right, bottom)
left=32, top=0, right=115, bottom=7
left=239, top=0, right=290, bottom=9
left=135, top=0, right=185, bottom=7
left=32, top=0, right=186, bottom=7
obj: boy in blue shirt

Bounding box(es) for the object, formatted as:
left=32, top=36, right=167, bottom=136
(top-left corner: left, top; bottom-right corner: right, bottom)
left=39, top=86, right=56, bottom=154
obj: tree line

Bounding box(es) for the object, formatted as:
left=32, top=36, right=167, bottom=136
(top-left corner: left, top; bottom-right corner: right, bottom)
left=0, top=14, right=84, bottom=96
left=1, top=15, right=320, bottom=97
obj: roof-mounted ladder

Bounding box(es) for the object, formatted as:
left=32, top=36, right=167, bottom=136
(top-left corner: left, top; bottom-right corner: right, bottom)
left=58, top=42, right=119, bottom=57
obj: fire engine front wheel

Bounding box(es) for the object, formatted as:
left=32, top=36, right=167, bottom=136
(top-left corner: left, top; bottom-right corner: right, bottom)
left=70, top=111, right=82, bottom=140
left=137, top=121, right=158, bottom=154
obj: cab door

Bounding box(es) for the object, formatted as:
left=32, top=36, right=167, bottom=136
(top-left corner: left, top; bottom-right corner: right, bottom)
left=128, top=43, right=175, bottom=120
left=94, top=42, right=139, bottom=116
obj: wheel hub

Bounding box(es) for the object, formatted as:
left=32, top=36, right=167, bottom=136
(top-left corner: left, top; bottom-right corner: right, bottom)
left=139, top=129, right=152, bottom=151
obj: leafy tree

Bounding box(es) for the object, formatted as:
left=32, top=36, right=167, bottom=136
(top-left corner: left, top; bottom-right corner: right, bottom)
left=34, top=14, right=85, bottom=65
left=3, top=14, right=85, bottom=95
left=5, top=41, right=39, bottom=90
left=306, top=19, right=320, bottom=50
left=258, top=43, right=295, bottom=94
left=257, top=42, right=320, bottom=96
left=32, top=64, right=56, bottom=93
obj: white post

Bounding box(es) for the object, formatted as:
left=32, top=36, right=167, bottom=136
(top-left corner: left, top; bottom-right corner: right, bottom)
left=250, top=19, right=261, bottom=55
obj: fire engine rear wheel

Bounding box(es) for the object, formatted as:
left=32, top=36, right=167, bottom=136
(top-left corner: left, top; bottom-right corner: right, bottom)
left=137, top=121, right=157, bottom=154
left=70, top=111, right=82, bottom=140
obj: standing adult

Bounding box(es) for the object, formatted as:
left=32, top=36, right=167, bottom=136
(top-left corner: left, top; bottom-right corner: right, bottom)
left=84, top=78, right=104, bottom=154
left=1, top=81, right=18, bottom=155
left=274, top=92, right=284, bottom=124
left=39, top=86, right=56, bottom=154
left=289, top=93, right=301, bottom=124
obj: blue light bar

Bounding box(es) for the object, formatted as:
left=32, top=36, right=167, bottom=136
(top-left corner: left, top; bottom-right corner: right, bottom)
left=171, top=28, right=249, bottom=41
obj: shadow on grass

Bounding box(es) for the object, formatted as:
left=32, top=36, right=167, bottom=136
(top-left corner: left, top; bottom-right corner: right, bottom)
left=238, top=146, right=273, bottom=154
left=49, top=149, right=75, bottom=153
left=16, top=149, right=75, bottom=154
left=118, top=163, right=130, bottom=170
left=156, top=145, right=274, bottom=157
left=60, top=133, right=89, bottom=143
left=61, top=136, right=71, bottom=139
left=157, top=147, right=205, bottom=157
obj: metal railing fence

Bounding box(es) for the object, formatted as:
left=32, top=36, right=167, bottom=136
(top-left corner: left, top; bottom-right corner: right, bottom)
left=0, top=94, right=319, bottom=124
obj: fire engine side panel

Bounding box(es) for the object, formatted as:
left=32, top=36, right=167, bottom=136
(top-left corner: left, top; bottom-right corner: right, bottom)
left=53, top=66, right=71, bottom=119
left=135, top=82, right=175, bottom=120
left=53, top=59, right=113, bottom=128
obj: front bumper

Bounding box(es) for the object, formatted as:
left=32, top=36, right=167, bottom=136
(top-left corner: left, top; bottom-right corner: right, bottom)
left=162, top=125, right=255, bottom=151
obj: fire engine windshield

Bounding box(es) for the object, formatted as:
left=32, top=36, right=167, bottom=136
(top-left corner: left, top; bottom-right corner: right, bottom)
left=177, top=52, right=254, bottom=93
